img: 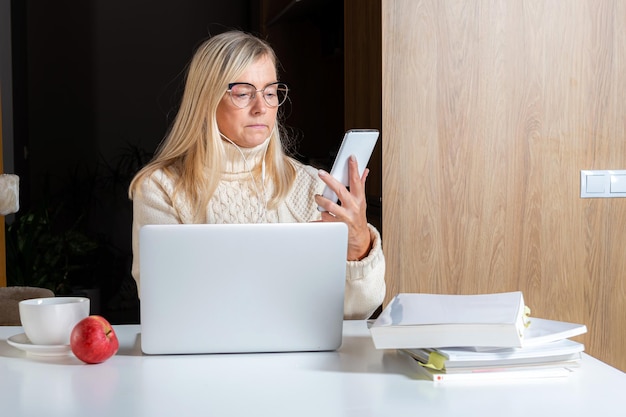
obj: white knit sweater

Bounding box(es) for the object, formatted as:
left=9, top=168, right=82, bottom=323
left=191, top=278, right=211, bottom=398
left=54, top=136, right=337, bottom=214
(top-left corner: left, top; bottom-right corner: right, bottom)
left=131, top=140, right=386, bottom=319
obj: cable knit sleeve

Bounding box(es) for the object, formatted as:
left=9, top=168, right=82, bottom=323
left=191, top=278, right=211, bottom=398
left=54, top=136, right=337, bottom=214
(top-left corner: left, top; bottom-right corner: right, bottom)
left=343, top=224, right=386, bottom=319
left=131, top=170, right=187, bottom=292
left=286, top=163, right=386, bottom=320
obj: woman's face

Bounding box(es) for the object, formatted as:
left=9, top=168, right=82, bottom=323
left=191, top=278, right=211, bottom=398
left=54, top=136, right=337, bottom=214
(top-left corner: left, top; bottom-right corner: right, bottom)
left=216, top=54, right=279, bottom=148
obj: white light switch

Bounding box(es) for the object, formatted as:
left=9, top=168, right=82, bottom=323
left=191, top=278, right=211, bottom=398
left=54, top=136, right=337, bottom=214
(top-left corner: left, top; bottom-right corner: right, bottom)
left=586, top=175, right=605, bottom=193
left=611, top=175, right=626, bottom=193
left=581, top=170, right=626, bottom=198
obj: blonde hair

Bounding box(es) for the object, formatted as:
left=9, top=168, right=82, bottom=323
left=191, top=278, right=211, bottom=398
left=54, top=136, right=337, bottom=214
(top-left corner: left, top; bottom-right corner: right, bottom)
left=128, top=30, right=296, bottom=222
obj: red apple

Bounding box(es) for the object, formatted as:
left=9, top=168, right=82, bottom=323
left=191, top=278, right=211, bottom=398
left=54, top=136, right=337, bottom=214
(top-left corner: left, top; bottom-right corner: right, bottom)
left=70, top=315, right=119, bottom=364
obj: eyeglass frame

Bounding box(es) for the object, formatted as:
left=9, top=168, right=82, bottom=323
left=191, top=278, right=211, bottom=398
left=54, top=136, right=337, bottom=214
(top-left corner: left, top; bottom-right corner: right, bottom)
left=226, top=81, right=289, bottom=108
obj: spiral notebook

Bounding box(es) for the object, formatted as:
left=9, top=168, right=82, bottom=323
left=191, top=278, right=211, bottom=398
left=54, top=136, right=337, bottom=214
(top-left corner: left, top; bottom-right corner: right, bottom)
left=138, top=222, right=348, bottom=355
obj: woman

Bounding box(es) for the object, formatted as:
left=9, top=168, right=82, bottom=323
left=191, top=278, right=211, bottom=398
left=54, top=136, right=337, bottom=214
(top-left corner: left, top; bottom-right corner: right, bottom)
left=129, top=30, right=385, bottom=319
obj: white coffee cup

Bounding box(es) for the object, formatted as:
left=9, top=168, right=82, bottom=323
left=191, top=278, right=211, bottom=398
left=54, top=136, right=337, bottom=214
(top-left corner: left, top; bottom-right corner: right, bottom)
left=19, top=297, right=90, bottom=345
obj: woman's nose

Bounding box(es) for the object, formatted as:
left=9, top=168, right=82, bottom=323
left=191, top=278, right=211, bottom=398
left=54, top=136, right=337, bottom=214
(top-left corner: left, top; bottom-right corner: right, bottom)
left=249, top=93, right=268, bottom=114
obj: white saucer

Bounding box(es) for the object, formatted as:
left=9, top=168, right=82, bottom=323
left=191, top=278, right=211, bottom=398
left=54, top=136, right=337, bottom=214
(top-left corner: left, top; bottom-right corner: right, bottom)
left=7, top=333, right=72, bottom=356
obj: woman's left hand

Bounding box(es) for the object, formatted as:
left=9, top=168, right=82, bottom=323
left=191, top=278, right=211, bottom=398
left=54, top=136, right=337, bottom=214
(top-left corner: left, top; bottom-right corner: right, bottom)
left=315, top=155, right=373, bottom=261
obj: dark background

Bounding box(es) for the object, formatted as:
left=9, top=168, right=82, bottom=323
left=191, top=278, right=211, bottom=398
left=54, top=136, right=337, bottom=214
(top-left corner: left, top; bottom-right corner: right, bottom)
left=4, top=0, right=347, bottom=323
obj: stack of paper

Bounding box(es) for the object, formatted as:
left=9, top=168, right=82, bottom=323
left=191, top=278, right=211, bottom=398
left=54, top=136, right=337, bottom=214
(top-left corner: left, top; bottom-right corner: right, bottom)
left=369, top=292, right=587, bottom=383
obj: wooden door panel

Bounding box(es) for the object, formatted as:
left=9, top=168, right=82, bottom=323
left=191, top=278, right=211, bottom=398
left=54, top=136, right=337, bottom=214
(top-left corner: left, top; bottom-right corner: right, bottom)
left=382, top=0, right=626, bottom=371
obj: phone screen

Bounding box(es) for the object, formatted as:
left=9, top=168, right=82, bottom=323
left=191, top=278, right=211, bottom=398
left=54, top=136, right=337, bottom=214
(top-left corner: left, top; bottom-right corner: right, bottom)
left=318, top=129, right=379, bottom=211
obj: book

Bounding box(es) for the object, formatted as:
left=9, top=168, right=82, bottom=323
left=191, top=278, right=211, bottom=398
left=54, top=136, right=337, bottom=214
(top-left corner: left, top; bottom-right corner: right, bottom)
left=403, top=338, right=585, bottom=370
left=411, top=358, right=576, bottom=383
left=516, top=317, right=587, bottom=347
left=370, top=292, right=530, bottom=349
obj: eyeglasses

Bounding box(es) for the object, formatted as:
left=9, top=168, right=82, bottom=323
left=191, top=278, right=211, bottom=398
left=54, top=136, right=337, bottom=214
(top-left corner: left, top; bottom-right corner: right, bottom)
left=227, top=82, right=289, bottom=108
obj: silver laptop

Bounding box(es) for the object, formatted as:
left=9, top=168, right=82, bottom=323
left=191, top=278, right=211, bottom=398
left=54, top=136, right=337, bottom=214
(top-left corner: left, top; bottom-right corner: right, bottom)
left=139, top=222, right=348, bottom=355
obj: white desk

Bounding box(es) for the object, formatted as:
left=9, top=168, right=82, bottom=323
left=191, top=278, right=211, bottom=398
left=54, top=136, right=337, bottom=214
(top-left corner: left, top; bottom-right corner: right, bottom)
left=1, top=321, right=625, bottom=417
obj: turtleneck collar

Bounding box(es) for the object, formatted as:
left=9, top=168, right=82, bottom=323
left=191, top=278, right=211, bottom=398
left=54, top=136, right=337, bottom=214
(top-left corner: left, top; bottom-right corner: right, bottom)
left=222, top=137, right=270, bottom=175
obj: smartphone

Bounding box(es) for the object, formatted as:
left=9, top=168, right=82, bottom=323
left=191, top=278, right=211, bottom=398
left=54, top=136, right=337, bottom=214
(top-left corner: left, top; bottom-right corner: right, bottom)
left=318, top=129, right=379, bottom=211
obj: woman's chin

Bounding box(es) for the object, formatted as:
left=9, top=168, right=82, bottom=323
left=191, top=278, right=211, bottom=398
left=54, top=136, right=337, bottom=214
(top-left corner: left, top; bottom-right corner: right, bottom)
left=240, top=135, right=270, bottom=148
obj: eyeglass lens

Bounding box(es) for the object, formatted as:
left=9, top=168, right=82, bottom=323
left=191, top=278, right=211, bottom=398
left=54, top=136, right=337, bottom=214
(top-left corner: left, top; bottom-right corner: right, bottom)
left=229, top=83, right=288, bottom=108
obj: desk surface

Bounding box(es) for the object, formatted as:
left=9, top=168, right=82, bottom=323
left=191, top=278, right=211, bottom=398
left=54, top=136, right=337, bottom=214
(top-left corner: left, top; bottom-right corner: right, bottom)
left=1, top=321, right=625, bottom=417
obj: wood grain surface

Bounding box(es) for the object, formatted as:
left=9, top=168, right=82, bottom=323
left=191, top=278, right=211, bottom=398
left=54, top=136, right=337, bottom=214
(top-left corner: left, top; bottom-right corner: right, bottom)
left=0, top=86, right=6, bottom=287
left=382, top=0, right=626, bottom=371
